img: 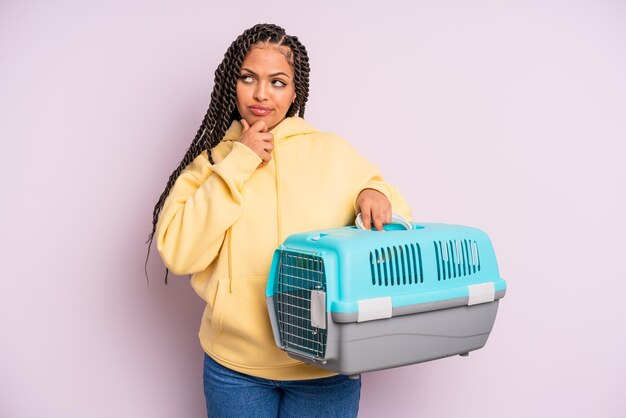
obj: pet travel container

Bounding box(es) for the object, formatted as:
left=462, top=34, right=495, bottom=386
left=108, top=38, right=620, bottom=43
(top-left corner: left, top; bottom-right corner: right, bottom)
left=265, top=214, right=506, bottom=376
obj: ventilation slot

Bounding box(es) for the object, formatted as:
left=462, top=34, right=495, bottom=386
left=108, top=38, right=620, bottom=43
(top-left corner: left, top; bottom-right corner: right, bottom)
left=276, top=251, right=327, bottom=359
left=370, top=244, right=423, bottom=286
left=435, top=239, right=481, bottom=281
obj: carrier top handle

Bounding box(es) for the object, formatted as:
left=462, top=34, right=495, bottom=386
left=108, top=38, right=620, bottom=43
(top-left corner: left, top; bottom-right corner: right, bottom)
left=355, top=212, right=413, bottom=231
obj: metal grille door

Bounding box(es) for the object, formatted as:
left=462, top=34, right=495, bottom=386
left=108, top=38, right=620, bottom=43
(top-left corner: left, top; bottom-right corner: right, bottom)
left=275, top=251, right=327, bottom=360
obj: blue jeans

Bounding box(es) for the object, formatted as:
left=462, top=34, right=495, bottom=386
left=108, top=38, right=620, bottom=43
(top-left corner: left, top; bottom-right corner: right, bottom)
left=203, top=353, right=361, bottom=418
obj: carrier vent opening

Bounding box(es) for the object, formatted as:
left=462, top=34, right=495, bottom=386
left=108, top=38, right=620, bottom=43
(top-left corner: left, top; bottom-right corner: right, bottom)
left=434, top=239, right=481, bottom=281
left=276, top=251, right=327, bottom=359
left=369, top=243, right=423, bottom=286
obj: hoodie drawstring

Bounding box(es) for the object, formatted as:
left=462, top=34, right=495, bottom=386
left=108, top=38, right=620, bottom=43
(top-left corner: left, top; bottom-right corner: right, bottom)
left=273, top=139, right=282, bottom=248
left=227, top=227, right=233, bottom=293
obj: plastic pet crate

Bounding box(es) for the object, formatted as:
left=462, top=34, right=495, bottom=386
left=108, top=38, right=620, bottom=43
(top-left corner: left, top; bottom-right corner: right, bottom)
left=265, top=215, right=506, bottom=376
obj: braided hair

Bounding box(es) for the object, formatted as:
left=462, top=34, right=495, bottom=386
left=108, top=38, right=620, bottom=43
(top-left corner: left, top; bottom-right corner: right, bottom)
left=146, top=23, right=311, bottom=284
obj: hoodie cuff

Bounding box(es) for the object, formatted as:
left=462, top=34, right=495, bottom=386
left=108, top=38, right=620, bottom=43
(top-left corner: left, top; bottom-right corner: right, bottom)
left=211, top=142, right=262, bottom=192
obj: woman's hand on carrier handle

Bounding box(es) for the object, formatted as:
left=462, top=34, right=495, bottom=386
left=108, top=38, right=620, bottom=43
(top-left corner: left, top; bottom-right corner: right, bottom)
left=239, top=119, right=274, bottom=168
left=356, top=189, right=392, bottom=231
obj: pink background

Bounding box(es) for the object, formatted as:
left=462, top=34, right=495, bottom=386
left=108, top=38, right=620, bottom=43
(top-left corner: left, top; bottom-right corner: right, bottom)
left=2, top=1, right=625, bottom=417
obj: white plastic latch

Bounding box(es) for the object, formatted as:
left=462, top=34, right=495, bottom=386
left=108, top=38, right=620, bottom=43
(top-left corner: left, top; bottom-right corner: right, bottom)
left=468, top=282, right=495, bottom=305
left=357, top=297, right=392, bottom=322
left=310, top=290, right=326, bottom=329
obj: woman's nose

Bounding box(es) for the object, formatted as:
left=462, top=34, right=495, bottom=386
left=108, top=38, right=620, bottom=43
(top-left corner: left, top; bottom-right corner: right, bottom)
left=253, top=82, right=267, bottom=101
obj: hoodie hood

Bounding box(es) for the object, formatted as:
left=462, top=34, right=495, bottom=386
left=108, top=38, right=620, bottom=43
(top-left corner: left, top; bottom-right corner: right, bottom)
left=222, top=116, right=318, bottom=142
left=212, top=116, right=318, bottom=163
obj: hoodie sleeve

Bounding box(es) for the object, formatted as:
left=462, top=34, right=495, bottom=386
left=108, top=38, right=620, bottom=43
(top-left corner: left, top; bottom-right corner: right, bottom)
left=156, top=142, right=262, bottom=275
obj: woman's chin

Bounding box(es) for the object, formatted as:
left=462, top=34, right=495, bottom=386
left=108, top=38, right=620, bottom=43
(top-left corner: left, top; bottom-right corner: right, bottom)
left=243, top=114, right=287, bottom=131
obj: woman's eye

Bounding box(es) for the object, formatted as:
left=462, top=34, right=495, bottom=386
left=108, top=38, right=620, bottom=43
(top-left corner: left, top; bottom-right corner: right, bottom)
left=240, top=75, right=254, bottom=83
left=272, top=80, right=287, bottom=87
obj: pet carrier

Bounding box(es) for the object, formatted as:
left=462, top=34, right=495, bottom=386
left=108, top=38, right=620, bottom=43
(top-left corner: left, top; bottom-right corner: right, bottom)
left=265, top=214, right=506, bottom=376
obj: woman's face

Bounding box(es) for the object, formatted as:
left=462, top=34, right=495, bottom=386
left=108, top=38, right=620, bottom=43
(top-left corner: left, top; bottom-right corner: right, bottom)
left=236, top=45, right=296, bottom=130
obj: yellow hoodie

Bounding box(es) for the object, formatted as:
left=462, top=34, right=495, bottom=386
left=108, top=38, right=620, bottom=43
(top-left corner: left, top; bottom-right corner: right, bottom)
left=156, top=116, right=412, bottom=380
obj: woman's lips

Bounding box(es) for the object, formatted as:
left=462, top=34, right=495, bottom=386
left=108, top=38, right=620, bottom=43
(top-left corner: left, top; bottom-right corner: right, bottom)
left=249, top=105, right=272, bottom=116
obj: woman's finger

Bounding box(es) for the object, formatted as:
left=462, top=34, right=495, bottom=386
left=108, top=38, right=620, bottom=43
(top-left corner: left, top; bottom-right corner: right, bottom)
left=371, top=206, right=385, bottom=231
left=384, top=205, right=392, bottom=224
left=372, top=211, right=384, bottom=231
left=359, top=206, right=372, bottom=231
left=251, top=120, right=268, bottom=132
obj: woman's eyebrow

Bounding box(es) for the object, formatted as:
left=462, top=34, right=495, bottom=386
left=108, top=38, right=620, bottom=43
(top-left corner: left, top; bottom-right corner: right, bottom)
left=240, top=67, right=291, bottom=79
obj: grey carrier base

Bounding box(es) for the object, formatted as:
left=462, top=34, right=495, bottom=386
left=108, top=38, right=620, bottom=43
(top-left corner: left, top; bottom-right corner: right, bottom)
left=267, top=297, right=501, bottom=377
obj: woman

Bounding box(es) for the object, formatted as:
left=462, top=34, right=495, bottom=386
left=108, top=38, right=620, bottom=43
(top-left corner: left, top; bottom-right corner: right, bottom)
left=148, top=23, right=411, bottom=417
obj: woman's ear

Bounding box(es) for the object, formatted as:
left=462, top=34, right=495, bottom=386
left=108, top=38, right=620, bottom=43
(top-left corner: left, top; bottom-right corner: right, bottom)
left=293, top=93, right=297, bottom=103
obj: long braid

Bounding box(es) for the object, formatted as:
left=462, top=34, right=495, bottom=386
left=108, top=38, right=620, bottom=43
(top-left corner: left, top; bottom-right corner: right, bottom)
left=145, top=24, right=311, bottom=284
left=282, top=35, right=311, bottom=118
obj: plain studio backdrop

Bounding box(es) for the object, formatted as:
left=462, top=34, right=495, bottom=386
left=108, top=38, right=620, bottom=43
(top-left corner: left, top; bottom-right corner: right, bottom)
left=1, top=1, right=624, bottom=417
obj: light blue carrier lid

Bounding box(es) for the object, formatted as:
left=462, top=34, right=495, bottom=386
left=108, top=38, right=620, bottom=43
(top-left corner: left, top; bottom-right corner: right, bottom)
left=267, top=222, right=506, bottom=317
